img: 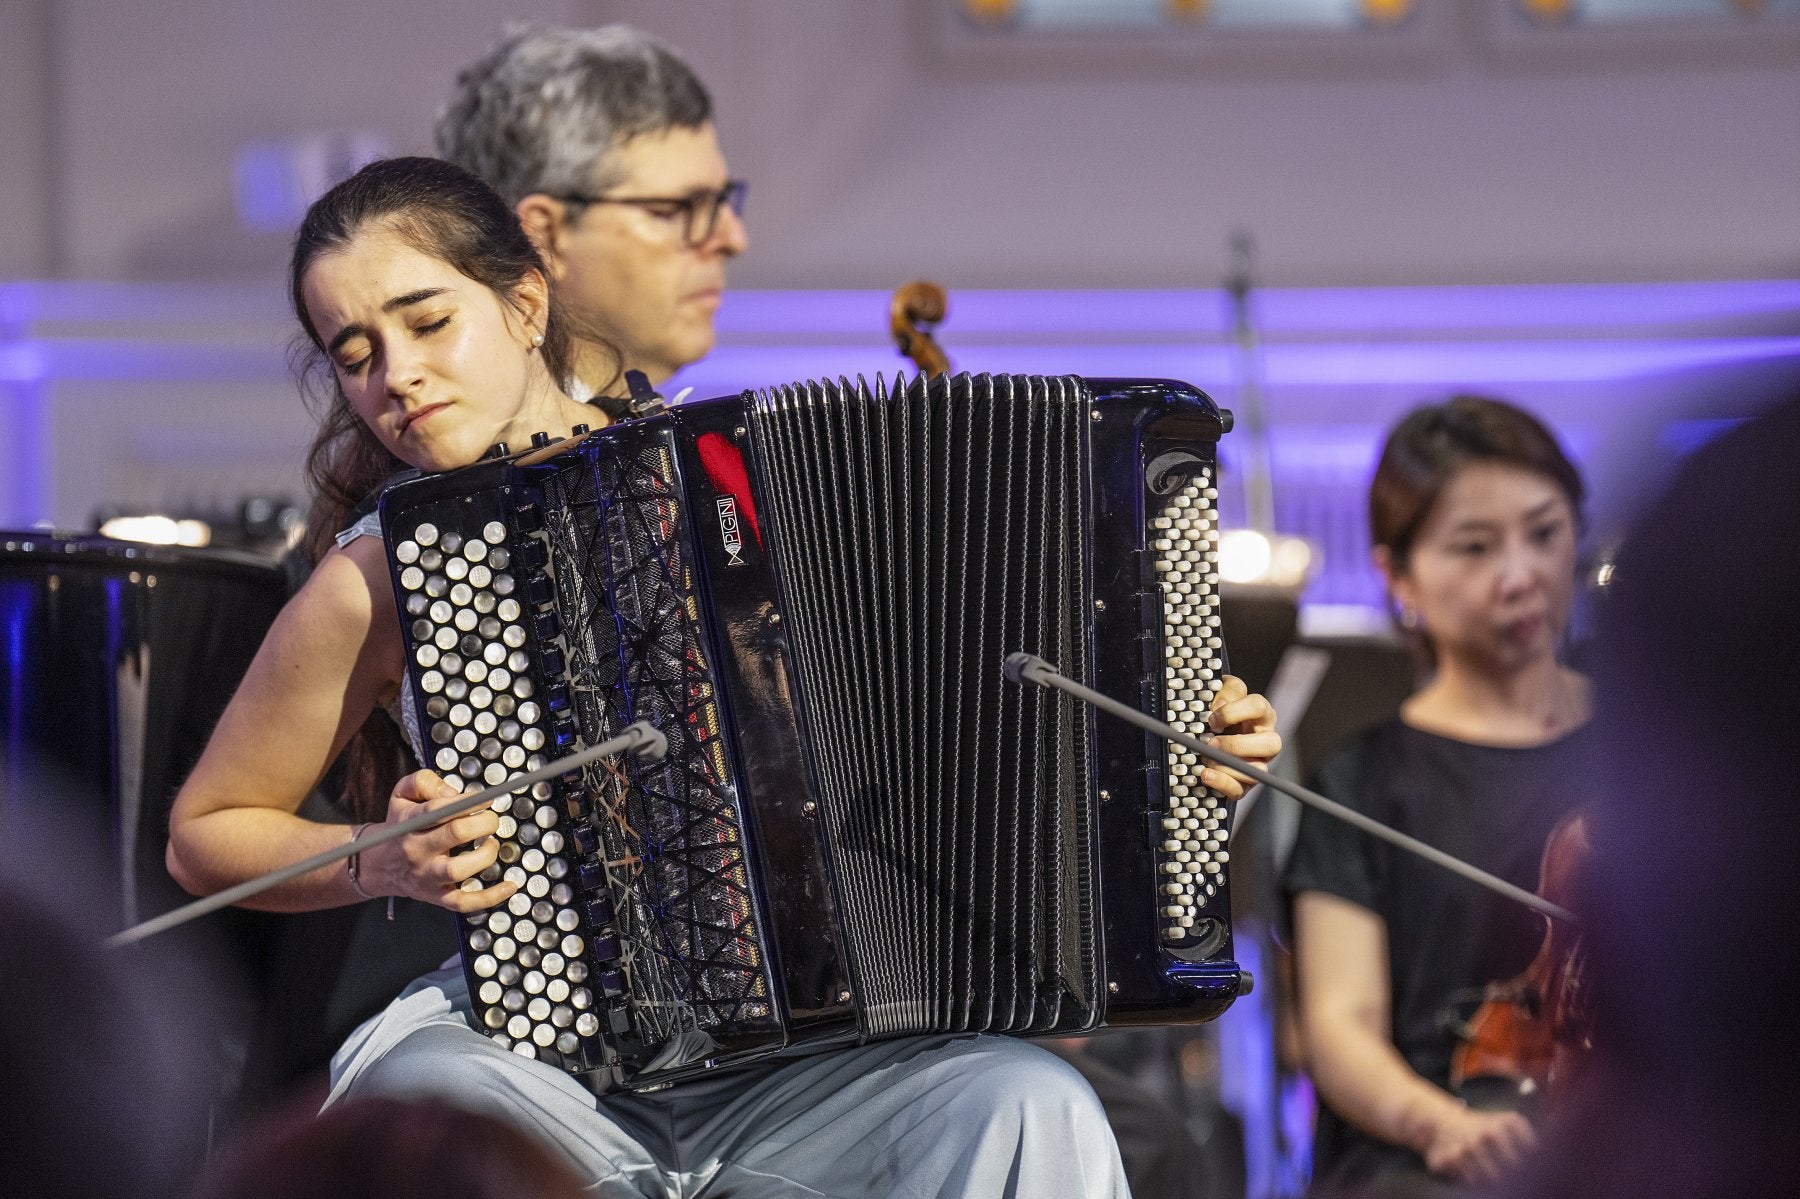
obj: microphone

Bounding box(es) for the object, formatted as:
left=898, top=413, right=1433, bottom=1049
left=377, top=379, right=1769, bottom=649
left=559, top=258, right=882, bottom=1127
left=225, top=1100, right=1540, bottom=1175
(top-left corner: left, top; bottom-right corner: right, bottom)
left=1001, top=651, right=1052, bottom=687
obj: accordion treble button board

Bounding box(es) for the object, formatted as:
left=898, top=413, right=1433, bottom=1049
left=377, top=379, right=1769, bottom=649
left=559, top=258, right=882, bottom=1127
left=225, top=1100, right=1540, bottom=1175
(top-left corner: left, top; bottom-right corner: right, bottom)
left=1147, top=467, right=1231, bottom=947
left=386, top=499, right=621, bottom=1073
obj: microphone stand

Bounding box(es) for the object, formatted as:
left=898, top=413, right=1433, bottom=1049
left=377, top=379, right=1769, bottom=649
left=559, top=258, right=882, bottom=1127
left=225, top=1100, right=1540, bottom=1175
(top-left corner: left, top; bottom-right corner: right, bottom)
left=1003, top=654, right=1574, bottom=926
left=1226, top=229, right=1276, bottom=538
left=106, top=720, right=668, bottom=949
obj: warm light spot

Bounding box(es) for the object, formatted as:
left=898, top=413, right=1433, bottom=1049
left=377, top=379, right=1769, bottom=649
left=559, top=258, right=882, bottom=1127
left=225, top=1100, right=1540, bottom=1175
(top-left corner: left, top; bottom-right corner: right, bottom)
left=1217, top=529, right=1273, bottom=585
left=964, top=0, right=1018, bottom=25
left=1520, top=0, right=1576, bottom=24
left=99, top=515, right=212, bottom=546
left=1165, top=0, right=1209, bottom=21
left=1218, top=528, right=1315, bottom=588
left=1272, top=535, right=1314, bottom=587
left=1360, top=0, right=1413, bottom=25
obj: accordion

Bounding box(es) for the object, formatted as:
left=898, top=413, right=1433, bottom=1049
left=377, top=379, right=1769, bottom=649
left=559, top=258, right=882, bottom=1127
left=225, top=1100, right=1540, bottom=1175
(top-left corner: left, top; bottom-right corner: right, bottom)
left=379, top=373, right=1247, bottom=1090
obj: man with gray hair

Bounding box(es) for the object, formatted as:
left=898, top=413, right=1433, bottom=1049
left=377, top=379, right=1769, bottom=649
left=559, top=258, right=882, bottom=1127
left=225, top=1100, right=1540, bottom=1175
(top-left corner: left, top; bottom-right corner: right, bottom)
left=437, top=25, right=747, bottom=395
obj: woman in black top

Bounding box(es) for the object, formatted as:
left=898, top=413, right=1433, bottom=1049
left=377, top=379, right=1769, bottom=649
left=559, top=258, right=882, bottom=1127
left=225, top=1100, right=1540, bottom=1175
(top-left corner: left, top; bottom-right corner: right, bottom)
left=1286, top=397, right=1591, bottom=1194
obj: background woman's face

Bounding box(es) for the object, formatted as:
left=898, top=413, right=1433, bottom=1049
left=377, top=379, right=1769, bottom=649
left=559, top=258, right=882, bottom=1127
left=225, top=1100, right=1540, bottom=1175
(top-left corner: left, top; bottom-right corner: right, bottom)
left=1389, top=461, right=1579, bottom=673
left=302, top=224, right=540, bottom=473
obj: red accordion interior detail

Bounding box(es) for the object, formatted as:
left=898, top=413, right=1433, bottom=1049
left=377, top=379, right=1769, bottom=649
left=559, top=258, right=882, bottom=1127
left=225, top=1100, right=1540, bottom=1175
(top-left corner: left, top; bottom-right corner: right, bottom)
left=695, top=431, right=763, bottom=547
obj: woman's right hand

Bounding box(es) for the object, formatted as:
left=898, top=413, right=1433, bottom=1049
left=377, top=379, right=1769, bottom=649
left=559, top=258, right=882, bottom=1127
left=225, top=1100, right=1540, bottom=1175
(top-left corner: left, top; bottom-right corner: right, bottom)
left=358, top=770, right=522, bottom=912
left=1419, top=1104, right=1537, bottom=1185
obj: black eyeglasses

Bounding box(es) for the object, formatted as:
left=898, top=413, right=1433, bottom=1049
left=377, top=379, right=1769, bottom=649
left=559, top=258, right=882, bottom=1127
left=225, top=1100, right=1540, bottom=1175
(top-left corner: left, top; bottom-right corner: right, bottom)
left=548, top=179, right=747, bottom=246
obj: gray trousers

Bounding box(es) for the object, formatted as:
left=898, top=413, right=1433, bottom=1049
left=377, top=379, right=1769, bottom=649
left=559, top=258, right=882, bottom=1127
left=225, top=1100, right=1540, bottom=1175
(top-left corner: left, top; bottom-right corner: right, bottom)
left=328, top=966, right=1130, bottom=1198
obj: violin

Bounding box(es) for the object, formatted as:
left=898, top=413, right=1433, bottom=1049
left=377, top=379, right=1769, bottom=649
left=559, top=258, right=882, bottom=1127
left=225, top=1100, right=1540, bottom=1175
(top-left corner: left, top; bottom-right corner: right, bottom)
left=1449, top=810, right=1594, bottom=1116
left=888, top=280, right=951, bottom=377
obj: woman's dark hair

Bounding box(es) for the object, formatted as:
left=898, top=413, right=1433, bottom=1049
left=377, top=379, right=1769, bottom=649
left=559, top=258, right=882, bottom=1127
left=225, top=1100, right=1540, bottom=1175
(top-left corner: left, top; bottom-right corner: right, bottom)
left=1369, top=394, right=1585, bottom=575
left=289, top=156, right=575, bottom=818
left=290, top=155, right=574, bottom=562
left=1368, top=395, right=1585, bottom=670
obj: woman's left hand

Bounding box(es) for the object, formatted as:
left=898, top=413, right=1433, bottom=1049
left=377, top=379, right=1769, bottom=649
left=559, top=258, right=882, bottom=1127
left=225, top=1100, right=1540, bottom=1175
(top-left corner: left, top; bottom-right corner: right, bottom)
left=1202, top=674, right=1281, bottom=800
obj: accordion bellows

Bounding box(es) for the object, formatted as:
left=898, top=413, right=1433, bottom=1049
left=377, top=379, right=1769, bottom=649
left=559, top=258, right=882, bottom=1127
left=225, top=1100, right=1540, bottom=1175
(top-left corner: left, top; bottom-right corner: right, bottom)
left=380, top=373, right=1246, bottom=1090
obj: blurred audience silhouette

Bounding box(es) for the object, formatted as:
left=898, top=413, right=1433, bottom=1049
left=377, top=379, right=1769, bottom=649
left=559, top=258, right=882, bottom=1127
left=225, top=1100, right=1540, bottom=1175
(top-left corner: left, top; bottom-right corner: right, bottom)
left=187, top=1096, right=587, bottom=1199
left=0, top=808, right=215, bottom=1199
left=1508, top=390, right=1800, bottom=1199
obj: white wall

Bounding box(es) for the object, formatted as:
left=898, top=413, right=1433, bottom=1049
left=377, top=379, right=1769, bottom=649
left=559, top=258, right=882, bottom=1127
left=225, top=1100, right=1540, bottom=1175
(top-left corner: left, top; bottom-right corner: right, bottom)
left=2, top=0, right=581, bottom=279
left=2, top=0, right=1797, bottom=289
left=0, top=0, right=56, bottom=279
left=634, top=0, right=1800, bottom=289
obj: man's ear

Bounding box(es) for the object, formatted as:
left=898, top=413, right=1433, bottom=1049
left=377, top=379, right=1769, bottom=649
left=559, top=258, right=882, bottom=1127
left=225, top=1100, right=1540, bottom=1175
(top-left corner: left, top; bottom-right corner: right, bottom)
left=514, top=196, right=566, bottom=279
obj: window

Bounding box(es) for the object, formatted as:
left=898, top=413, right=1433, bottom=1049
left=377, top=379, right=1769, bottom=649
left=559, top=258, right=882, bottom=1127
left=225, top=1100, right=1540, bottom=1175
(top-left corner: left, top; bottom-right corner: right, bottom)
left=960, top=0, right=1418, bottom=31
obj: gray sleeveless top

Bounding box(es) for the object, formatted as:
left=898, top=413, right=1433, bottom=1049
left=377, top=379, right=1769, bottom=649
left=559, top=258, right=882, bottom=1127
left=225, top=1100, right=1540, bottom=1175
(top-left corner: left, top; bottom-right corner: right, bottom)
left=337, top=513, right=425, bottom=760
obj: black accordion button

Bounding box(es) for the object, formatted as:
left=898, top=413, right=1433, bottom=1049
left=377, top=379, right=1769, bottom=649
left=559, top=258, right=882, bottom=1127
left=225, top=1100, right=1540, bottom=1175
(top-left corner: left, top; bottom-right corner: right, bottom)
left=513, top=501, right=542, bottom=532
left=517, top=540, right=549, bottom=572
left=526, top=575, right=556, bottom=608
left=597, top=969, right=626, bottom=998
left=591, top=932, right=621, bottom=962
left=580, top=862, right=610, bottom=893
left=534, top=611, right=562, bottom=641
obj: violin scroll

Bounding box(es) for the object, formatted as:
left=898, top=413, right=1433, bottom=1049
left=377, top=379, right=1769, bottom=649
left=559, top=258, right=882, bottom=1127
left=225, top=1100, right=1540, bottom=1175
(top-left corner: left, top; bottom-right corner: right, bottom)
left=889, top=280, right=951, bottom=377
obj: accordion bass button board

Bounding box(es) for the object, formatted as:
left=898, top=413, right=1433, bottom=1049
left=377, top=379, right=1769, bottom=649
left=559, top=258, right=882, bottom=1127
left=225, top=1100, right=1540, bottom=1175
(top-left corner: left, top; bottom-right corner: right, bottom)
left=378, top=373, right=1247, bottom=1090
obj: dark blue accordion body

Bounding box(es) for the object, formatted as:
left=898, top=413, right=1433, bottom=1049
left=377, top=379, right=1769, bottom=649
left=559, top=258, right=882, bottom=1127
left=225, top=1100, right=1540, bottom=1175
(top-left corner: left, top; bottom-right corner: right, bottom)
left=378, top=373, right=1246, bottom=1090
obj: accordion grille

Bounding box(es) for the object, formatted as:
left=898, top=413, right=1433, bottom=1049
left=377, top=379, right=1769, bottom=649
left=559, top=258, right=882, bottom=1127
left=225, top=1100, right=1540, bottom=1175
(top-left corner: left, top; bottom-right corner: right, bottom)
left=545, top=440, right=774, bottom=1046
left=751, top=373, right=1099, bottom=1036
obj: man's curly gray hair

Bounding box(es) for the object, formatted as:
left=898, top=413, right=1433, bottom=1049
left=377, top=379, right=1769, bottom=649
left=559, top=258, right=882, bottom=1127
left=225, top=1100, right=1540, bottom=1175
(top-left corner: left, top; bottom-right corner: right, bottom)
left=435, top=25, right=712, bottom=208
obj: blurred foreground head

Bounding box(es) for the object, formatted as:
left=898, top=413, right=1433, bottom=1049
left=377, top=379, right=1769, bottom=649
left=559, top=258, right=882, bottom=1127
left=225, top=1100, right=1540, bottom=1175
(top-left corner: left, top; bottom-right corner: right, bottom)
left=1528, top=392, right=1800, bottom=1198
left=0, top=875, right=213, bottom=1199
left=189, top=1096, right=586, bottom=1199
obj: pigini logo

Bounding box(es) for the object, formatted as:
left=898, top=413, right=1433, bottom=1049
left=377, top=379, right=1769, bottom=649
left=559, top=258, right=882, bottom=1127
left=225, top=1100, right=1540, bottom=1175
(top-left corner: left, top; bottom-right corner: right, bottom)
left=716, top=496, right=746, bottom=566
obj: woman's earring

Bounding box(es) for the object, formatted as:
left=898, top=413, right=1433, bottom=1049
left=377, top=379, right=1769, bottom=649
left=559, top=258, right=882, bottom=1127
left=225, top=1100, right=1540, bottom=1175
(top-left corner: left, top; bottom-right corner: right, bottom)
left=530, top=332, right=545, bottom=349
left=1400, top=606, right=1421, bottom=631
